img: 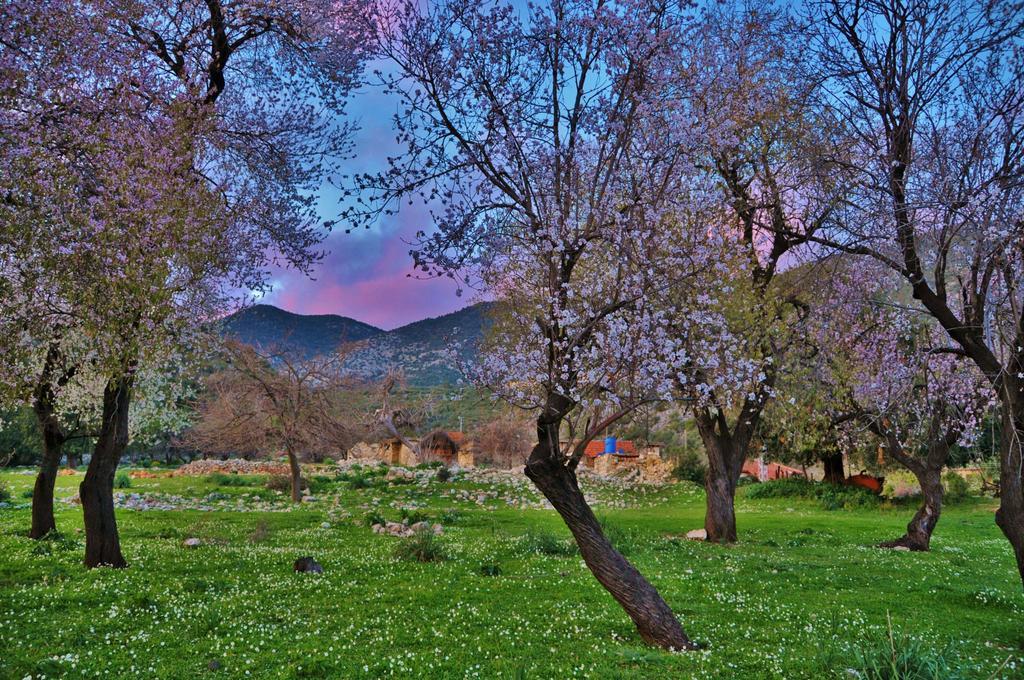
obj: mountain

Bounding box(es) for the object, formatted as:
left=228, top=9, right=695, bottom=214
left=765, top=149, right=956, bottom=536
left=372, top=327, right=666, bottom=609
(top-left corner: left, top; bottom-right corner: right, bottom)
left=220, top=302, right=496, bottom=386
left=221, top=304, right=385, bottom=357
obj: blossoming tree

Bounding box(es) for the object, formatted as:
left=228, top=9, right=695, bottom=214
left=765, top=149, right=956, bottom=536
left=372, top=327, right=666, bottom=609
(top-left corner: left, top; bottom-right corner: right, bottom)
left=807, top=0, right=1024, bottom=584
left=0, top=0, right=366, bottom=566
left=346, top=0, right=725, bottom=649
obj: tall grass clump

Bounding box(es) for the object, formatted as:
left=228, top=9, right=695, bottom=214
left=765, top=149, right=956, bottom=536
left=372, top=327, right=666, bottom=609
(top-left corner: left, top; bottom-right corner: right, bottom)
left=394, top=527, right=446, bottom=562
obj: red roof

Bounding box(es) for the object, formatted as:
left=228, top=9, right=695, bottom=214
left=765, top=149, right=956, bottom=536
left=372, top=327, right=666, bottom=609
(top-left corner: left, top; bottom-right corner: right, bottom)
left=583, top=440, right=638, bottom=458
left=446, top=431, right=466, bottom=446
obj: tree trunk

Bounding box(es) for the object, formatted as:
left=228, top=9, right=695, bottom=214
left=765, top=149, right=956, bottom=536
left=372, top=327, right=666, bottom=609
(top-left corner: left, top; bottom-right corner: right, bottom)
left=524, top=395, right=696, bottom=651
left=80, top=376, right=132, bottom=569
left=995, top=402, right=1024, bottom=589
left=65, top=452, right=78, bottom=469
left=822, top=452, right=845, bottom=484
left=880, top=465, right=942, bottom=551
left=30, top=423, right=64, bottom=539
left=702, top=438, right=739, bottom=543
left=693, top=417, right=747, bottom=544
left=30, top=343, right=70, bottom=539
left=286, top=448, right=303, bottom=503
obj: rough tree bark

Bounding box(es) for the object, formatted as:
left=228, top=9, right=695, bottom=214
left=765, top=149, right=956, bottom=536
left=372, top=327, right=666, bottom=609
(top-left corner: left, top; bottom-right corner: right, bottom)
left=524, top=394, right=697, bottom=651
left=30, top=411, right=65, bottom=539
left=286, top=446, right=303, bottom=503
left=80, top=376, right=132, bottom=568
left=995, top=400, right=1024, bottom=588
left=880, top=463, right=942, bottom=551
left=29, top=349, right=68, bottom=539
left=693, top=406, right=757, bottom=544
left=822, top=452, right=845, bottom=484
left=874, top=416, right=955, bottom=552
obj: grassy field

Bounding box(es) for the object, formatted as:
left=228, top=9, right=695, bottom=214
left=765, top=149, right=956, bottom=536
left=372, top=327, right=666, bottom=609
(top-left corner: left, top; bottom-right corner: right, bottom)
left=0, top=466, right=1021, bottom=679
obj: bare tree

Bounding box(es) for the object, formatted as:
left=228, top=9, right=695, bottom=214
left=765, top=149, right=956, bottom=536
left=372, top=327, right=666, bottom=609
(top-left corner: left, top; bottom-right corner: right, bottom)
left=187, top=340, right=360, bottom=502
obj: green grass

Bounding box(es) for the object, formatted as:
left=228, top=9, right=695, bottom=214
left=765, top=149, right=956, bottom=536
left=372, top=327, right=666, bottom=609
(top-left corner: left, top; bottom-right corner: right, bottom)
left=0, top=468, right=1021, bottom=679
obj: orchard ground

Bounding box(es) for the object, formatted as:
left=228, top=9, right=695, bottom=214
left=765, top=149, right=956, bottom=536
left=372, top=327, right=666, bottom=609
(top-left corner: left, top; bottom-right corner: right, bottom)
left=0, top=465, right=1021, bottom=679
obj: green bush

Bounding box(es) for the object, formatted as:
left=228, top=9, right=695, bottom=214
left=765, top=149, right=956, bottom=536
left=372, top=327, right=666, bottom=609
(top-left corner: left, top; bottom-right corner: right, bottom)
left=32, top=530, right=79, bottom=556
left=942, top=471, right=969, bottom=502
left=394, top=527, right=446, bottom=562
left=21, top=488, right=33, bottom=499
left=521, top=527, right=578, bottom=557
left=0, top=481, right=10, bottom=504
left=400, top=508, right=429, bottom=525
left=265, top=475, right=292, bottom=492
left=478, top=562, right=502, bottom=577
left=745, top=477, right=879, bottom=510
left=347, top=473, right=375, bottom=490
left=850, top=618, right=963, bottom=679
left=671, top=451, right=706, bottom=485
left=745, top=477, right=816, bottom=499
left=364, top=510, right=386, bottom=527
left=209, top=472, right=258, bottom=487
left=114, top=472, right=132, bottom=489
left=435, top=466, right=453, bottom=482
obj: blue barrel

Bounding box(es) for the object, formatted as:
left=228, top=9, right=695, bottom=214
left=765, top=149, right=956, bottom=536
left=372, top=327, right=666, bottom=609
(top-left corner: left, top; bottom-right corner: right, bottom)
left=604, top=436, right=617, bottom=455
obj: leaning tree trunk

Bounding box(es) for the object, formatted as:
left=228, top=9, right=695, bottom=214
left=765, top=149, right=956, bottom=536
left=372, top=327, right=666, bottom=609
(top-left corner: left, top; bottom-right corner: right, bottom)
left=880, top=464, right=942, bottom=551
left=822, top=452, right=845, bottom=484
left=286, top=448, right=303, bottom=503
left=80, top=376, right=132, bottom=568
left=524, top=395, right=696, bottom=651
left=995, top=400, right=1024, bottom=589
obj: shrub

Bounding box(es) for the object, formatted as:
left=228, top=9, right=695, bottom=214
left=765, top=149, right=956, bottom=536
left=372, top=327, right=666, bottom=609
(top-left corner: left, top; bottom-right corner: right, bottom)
left=478, top=562, right=502, bottom=577
left=21, top=489, right=33, bottom=499
left=306, top=475, right=334, bottom=494
left=265, top=475, right=292, bottom=492
left=745, top=477, right=816, bottom=499
left=210, top=472, right=258, bottom=487
left=671, top=451, right=706, bottom=485
left=849, top=616, right=963, bottom=680
left=439, top=509, right=461, bottom=525
left=942, top=471, right=969, bottom=502
left=745, top=477, right=880, bottom=510
left=114, top=472, right=132, bottom=489
left=394, top=527, right=446, bottom=562
left=32, top=530, right=79, bottom=556
left=364, top=510, right=386, bottom=527
left=521, top=527, right=578, bottom=557
left=0, top=481, right=10, bottom=503
left=435, top=466, right=453, bottom=482
left=347, top=473, right=374, bottom=490
left=400, top=508, right=429, bottom=525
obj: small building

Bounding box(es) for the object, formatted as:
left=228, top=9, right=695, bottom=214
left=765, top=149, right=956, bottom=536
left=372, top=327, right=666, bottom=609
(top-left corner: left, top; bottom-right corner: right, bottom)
left=741, top=458, right=805, bottom=481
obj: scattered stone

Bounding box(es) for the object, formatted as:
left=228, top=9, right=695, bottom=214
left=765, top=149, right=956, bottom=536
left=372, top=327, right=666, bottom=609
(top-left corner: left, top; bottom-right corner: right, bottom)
left=385, top=467, right=416, bottom=482
left=893, top=545, right=911, bottom=552
left=320, top=522, right=331, bottom=529
left=293, top=556, right=323, bottom=573
left=432, top=523, right=444, bottom=536
left=301, top=495, right=316, bottom=503
left=685, top=529, right=707, bottom=541
left=183, top=537, right=202, bottom=549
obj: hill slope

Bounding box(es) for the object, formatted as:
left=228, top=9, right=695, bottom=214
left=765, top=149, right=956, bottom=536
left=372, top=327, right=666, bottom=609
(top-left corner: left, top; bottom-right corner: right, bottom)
left=220, top=302, right=495, bottom=385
